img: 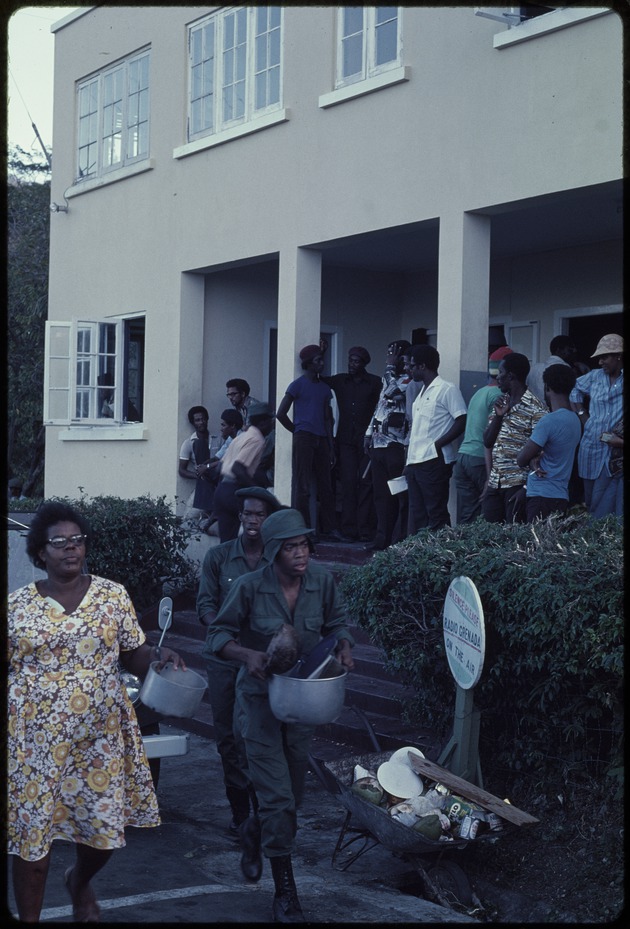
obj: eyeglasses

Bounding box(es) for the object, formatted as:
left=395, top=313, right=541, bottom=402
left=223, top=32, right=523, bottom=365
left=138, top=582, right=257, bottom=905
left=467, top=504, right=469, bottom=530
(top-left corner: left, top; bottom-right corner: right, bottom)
left=46, top=534, right=87, bottom=549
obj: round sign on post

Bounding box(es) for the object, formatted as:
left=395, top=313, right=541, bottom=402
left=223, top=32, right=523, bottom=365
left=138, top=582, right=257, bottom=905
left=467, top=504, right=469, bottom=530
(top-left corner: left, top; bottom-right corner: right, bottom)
left=443, top=576, right=485, bottom=690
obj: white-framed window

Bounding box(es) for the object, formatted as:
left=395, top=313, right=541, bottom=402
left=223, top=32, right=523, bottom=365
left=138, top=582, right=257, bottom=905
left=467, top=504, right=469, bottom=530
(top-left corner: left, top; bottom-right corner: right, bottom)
left=188, top=6, right=282, bottom=141
left=336, top=6, right=401, bottom=87
left=77, top=49, right=150, bottom=181
left=44, top=316, right=145, bottom=425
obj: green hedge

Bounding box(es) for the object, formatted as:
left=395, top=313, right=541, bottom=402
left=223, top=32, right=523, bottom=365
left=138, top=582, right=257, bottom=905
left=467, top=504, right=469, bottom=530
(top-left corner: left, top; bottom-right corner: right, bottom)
left=31, top=494, right=198, bottom=614
left=340, top=514, right=623, bottom=781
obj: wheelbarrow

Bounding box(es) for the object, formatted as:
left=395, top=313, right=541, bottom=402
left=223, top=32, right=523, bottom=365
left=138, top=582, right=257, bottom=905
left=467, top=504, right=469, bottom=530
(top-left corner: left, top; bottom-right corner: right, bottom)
left=308, top=715, right=539, bottom=911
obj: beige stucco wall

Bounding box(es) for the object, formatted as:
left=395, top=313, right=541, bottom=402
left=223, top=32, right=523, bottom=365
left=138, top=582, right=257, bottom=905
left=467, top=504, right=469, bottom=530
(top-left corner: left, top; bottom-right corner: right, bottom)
left=45, top=6, right=623, bottom=502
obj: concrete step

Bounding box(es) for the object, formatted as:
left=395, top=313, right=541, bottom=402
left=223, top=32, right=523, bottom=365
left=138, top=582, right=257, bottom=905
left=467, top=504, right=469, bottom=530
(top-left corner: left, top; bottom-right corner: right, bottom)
left=171, top=608, right=372, bottom=649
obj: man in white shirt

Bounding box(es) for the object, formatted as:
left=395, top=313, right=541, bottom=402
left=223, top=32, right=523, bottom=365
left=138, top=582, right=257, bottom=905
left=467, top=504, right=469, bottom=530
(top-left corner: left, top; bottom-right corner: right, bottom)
left=526, top=335, right=577, bottom=403
left=404, top=344, right=467, bottom=533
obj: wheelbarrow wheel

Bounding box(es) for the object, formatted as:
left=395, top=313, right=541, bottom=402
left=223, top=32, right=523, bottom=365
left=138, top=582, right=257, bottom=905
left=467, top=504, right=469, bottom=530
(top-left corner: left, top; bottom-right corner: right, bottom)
left=423, top=860, right=473, bottom=907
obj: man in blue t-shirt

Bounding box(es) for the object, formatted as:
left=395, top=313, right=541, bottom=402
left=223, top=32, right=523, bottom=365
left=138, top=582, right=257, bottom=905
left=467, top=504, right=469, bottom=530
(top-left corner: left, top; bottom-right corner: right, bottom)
left=276, top=344, right=340, bottom=539
left=516, top=364, right=582, bottom=521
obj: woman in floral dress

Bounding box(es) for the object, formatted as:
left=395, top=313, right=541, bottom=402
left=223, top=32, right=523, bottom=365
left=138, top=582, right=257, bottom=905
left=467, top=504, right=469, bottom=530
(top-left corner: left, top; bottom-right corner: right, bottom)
left=7, top=501, right=185, bottom=922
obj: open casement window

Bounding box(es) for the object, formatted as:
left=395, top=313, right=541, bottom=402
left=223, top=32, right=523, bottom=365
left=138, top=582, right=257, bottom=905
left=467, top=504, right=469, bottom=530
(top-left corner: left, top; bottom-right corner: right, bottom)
left=337, top=6, right=401, bottom=87
left=188, top=6, right=282, bottom=141
left=44, top=317, right=145, bottom=425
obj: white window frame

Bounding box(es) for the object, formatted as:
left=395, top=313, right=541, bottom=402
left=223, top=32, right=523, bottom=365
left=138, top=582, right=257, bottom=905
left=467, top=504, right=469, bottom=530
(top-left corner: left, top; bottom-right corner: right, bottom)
left=44, top=315, right=145, bottom=427
left=336, top=6, right=402, bottom=89
left=76, top=48, right=150, bottom=182
left=187, top=6, right=283, bottom=143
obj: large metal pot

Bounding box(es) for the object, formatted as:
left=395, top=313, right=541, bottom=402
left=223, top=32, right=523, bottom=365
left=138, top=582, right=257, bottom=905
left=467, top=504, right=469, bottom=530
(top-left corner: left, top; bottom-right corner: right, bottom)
left=140, top=661, right=207, bottom=718
left=268, top=658, right=347, bottom=725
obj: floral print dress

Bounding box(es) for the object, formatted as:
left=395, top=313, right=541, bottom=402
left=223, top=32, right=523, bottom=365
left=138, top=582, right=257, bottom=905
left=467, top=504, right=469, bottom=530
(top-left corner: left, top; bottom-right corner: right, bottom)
left=7, top=576, right=160, bottom=861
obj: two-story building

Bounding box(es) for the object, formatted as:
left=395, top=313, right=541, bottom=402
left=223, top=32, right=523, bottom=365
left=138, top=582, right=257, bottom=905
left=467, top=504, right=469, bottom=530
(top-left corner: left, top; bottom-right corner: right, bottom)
left=45, top=5, right=623, bottom=511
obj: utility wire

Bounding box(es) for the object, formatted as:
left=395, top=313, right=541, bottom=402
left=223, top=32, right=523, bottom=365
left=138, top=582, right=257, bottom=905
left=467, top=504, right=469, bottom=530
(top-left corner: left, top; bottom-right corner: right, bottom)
left=8, top=66, right=52, bottom=168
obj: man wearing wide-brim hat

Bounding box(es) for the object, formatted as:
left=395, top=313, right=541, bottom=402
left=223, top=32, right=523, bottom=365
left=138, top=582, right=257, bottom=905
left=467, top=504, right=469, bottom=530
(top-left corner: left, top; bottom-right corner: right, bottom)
left=570, top=334, right=624, bottom=517
left=203, top=508, right=354, bottom=922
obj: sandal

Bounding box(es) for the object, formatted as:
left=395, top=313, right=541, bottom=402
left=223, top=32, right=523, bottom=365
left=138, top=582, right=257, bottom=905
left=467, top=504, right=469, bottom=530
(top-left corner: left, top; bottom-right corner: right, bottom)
left=64, top=867, right=101, bottom=922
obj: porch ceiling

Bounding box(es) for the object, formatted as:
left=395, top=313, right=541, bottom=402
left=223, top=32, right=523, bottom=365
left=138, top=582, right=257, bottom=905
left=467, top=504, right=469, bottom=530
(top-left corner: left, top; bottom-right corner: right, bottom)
left=316, top=180, right=622, bottom=273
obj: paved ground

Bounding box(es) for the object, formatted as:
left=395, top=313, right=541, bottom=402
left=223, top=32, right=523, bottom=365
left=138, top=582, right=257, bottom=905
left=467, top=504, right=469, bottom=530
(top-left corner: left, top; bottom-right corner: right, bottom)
left=6, top=726, right=479, bottom=925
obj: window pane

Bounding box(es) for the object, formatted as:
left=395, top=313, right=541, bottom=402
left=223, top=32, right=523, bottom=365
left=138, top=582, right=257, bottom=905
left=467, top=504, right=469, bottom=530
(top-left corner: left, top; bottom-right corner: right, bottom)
left=255, top=71, right=265, bottom=111
left=375, top=16, right=397, bottom=66
left=343, top=6, right=364, bottom=36
left=256, top=33, right=267, bottom=71
left=270, top=27, right=280, bottom=66
left=269, top=66, right=279, bottom=105
left=342, top=33, right=363, bottom=78
left=270, top=6, right=281, bottom=29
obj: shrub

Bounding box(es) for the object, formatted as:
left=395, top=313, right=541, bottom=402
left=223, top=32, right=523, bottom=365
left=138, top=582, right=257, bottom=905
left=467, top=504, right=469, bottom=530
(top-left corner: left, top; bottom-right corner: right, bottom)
left=41, top=494, right=198, bottom=614
left=340, top=514, right=623, bottom=781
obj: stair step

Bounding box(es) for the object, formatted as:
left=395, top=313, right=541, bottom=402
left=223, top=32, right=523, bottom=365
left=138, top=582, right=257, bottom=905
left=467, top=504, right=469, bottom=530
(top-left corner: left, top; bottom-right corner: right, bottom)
left=172, top=609, right=373, bottom=647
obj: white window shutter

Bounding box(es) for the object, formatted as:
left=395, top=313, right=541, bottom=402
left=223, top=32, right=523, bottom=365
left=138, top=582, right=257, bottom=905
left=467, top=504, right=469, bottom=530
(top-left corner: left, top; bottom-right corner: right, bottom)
left=44, top=321, right=73, bottom=424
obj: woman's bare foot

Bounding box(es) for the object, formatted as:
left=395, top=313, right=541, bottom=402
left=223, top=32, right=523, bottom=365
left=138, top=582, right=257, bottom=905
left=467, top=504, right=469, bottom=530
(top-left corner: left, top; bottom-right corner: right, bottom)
left=64, top=867, right=101, bottom=922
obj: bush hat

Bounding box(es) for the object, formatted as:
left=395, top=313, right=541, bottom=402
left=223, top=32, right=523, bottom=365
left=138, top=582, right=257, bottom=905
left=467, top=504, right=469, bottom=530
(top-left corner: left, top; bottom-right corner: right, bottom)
left=234, top=487, right=282, bottom=511
left=261, top=508, right=316, bottom=560
left=591, top=334, right=623, bottom=357
left=348, top=345, right=371, bottom=365
left=247, top=401, right=274, bottom=420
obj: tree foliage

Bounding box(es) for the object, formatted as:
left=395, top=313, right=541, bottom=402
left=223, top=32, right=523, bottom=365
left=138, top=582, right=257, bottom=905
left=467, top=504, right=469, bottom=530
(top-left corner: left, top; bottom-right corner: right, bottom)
left=340, top=514, right=624, bottom=782
left=7, top=146, right=51, bottom=497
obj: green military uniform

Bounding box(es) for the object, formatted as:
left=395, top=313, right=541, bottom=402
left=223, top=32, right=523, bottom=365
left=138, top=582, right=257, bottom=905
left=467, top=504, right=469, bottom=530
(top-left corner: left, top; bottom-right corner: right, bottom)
left=203, top=561, right=354, bottom=858
left=198, top=536, right=273, bottom=812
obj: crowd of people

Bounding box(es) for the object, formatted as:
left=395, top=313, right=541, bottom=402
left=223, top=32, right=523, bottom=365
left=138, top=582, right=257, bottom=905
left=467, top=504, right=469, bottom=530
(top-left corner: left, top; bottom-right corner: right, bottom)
left=179, top=333, right=623, bottom=547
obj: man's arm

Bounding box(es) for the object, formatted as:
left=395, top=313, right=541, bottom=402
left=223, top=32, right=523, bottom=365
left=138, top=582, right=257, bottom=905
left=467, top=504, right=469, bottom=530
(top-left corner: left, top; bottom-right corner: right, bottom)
left=435, top=414, right=467, bottom=451
left=516, top=438, right=544, bottom=470
left=276, top=393, right=295, bottom=432
left=178, top=457, right=196, bottom=479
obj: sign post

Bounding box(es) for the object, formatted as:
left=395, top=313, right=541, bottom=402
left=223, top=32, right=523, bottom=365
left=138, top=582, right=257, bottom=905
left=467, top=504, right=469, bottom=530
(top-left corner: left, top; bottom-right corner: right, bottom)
left=438, top=576, right=486, bottom=787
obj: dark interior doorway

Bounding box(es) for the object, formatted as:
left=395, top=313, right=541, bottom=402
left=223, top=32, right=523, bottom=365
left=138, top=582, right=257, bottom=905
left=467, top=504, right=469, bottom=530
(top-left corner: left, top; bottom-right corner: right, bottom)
left=568, top=313, right=623, bottom=370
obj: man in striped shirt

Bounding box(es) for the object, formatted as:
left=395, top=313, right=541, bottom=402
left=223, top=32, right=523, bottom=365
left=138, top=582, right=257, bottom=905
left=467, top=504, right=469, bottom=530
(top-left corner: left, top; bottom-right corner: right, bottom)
left=482, top=352, right=547, bottom=523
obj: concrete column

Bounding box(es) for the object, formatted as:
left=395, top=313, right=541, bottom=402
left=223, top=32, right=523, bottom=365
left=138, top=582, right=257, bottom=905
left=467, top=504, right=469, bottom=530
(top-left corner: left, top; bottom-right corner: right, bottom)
left=274, top=246, right=323, bottom=506
left=437, top=211, right=491, bottom=401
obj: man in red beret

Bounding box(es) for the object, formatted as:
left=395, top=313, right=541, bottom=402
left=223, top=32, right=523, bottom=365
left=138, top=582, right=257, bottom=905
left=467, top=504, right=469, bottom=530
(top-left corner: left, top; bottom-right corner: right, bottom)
left=325, top=347, right=381, bottom=540
left=276, top=345, right=342, bottom=540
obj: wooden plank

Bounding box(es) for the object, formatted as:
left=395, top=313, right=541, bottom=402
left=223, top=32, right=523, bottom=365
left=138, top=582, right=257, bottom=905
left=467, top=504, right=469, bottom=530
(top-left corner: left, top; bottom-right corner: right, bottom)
left=408, top=753, right=539, bottom=826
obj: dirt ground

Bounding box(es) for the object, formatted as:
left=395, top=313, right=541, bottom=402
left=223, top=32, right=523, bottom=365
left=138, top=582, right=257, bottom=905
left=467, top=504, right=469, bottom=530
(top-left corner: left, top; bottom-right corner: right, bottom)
left=461, top=773, right=625, bottom=923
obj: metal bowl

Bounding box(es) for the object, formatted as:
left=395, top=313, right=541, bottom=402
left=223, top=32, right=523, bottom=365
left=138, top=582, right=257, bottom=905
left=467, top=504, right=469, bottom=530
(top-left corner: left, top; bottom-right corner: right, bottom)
left=268, top=658, right=347, bottom=725
left=139, top=661, right=207, bottom=718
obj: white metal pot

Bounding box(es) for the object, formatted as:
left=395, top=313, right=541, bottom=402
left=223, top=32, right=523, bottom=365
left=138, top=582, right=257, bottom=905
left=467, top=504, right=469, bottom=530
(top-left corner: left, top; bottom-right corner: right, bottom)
left=268, top=659, right=347, bottom=725
left=139, top=661, right=207, bottom=718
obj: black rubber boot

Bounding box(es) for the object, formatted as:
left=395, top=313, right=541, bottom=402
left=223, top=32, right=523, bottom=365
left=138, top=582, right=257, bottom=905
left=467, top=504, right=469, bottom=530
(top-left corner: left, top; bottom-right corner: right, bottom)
left=270, top=855, right=305, bottom=923
left=226, top=786, right=251, bottom=837
left=239, top=815, right=262, bottom=883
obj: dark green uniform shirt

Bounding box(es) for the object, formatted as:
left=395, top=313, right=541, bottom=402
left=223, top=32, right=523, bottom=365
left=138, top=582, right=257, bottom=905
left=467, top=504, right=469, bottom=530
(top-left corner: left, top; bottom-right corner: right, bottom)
left=197, top=535, right=272, bottom=619
left=202, top=561, right=354, bottom=695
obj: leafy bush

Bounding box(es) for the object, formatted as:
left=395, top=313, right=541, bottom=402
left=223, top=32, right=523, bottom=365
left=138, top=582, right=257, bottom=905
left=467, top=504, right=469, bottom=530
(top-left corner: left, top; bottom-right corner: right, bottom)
left=340, top=514, right=623, bottom=781
left=42, top=494, right=198, bottom=614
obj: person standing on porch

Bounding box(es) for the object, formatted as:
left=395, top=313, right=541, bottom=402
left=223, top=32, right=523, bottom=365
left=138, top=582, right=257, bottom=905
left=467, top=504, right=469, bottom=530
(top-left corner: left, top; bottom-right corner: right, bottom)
left=276, top=345, right=341, bottom=541
left=325, top=346, right=382, bottom=541
left=570, top=333, right=624, bottom=518
left=363, top=339, right=411, bottom=550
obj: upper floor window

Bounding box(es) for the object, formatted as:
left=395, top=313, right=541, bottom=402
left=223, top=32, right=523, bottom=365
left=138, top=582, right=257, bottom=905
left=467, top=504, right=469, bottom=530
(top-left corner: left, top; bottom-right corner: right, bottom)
left=188, top=6, right=282, bottom=141
left=44, top=316, right=145, bottom=425
left=77, top=50, right=150, bottom=181
left=337, top=6, right=401, bottom=87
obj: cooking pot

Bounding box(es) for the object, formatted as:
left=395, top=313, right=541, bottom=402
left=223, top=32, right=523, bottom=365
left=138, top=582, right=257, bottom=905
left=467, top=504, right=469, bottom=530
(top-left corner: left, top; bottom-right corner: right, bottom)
left=139, top=661, right=207, bottom=718
left=268, top=658, right=347, bottom=725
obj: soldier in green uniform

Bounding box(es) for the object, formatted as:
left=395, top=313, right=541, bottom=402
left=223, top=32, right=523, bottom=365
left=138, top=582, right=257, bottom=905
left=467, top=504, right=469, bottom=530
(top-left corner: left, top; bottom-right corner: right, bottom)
left=203, top=509, right=354, bottom=923
left=198, top=487, right=283, bottom=838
